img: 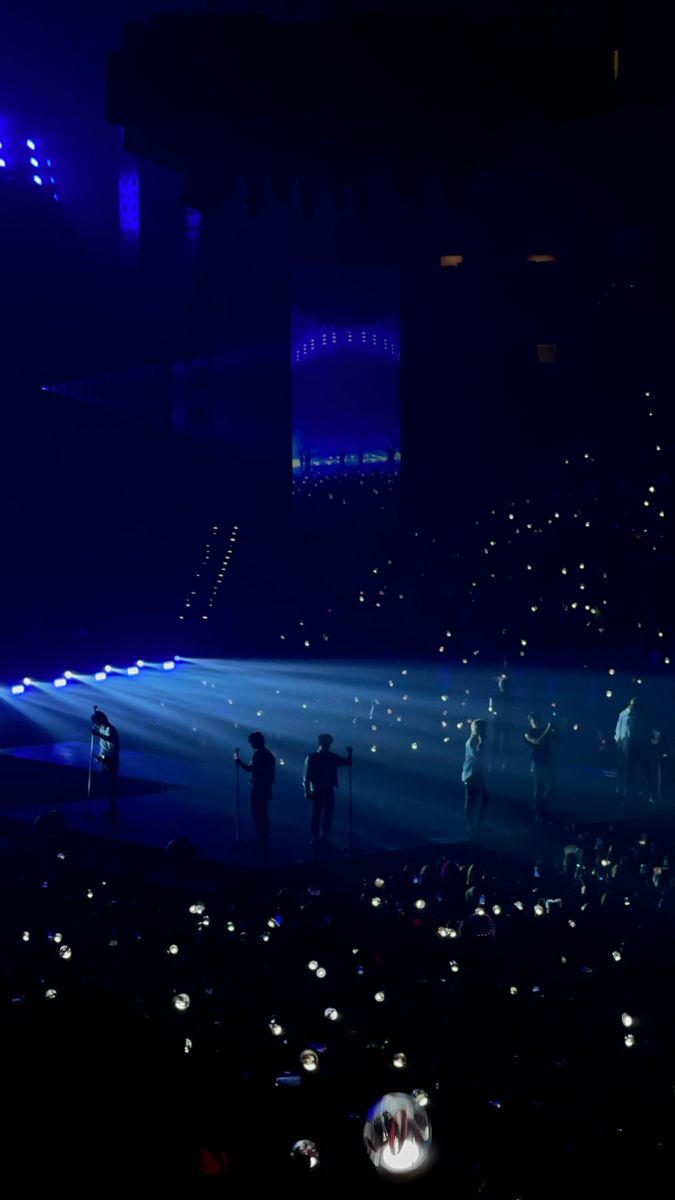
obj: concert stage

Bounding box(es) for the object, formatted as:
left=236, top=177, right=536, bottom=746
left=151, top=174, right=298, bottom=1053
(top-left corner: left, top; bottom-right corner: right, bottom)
left=0, top=658, right=660, bottom=869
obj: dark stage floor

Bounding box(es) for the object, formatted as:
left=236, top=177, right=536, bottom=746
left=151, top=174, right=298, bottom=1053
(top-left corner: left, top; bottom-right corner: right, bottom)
left=1, top=658, right=668, bottom=869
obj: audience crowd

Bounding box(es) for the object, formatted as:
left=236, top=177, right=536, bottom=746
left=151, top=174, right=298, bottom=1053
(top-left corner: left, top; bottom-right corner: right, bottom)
left=2, top=802, right=675, bottom=1195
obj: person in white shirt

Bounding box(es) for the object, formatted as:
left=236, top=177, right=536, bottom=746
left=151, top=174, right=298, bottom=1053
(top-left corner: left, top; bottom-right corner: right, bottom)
left=614, top=697, right=656, bottom=804
left=461, top=719, right=488, bottom=833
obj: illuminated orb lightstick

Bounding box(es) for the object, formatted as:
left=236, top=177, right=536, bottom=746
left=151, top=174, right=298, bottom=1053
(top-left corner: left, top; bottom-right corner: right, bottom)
left=363, top=1091, right=432, bottom=1177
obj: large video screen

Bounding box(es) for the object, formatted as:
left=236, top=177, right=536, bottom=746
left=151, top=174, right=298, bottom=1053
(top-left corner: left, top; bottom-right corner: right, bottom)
left=291, top=265, right=400, bottom=477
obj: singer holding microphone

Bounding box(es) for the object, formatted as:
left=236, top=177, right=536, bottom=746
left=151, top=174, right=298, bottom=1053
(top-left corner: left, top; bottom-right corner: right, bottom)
left=91, top=707, right=120, bottom=822
left=234, top=732, right=276, bottom=849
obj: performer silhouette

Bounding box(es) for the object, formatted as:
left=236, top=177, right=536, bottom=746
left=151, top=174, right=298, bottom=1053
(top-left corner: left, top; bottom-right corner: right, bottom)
left=461, top=719, right=489, bottom=833
left=92, top=710, right=120, bottom=821
left=234, top=732, right=276, bottom=847
left=303, top=734, right=353, bottom=845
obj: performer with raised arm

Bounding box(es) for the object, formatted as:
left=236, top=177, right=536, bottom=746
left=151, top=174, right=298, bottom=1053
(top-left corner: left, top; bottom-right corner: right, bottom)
left=524, top=712, right=558, bottom=822
left=303, top=734, right=353, bottom=846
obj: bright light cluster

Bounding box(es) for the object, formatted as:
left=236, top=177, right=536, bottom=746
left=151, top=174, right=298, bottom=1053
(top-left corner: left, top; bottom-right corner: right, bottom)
left=179, top=522, right=239, bottom=622
left=0, top=132, right=59, bottom=199
left=6, top=657, right=181, bottom=695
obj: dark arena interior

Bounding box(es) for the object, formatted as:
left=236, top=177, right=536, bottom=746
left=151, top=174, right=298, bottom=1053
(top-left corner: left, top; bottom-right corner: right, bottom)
left=1, top=2, right=675, bottom=1195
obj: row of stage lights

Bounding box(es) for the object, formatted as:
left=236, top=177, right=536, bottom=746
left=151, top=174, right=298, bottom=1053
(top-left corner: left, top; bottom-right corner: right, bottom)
left=294, top=329, right=400, bottom=364
left=9, top=657, right=180, bottom=696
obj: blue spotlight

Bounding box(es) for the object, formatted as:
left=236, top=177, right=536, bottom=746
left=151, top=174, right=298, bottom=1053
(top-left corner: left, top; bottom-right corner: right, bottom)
left=29, top=157, right=38, bottom=167
left=11, top=684, right=25, bottom=695
left=136, top=660, right=145, bottom=668
left=22, top=677, right=32, bottom=686
left=64, top=671, right=74, bottom=680
left=104, top=665, right=113, bottom=674
left=33, top=175, right=43, bottom=186
left=26, top=139, right=36, bottom=150
left=127, top=666, right=139, bottom=676
left=94, top=672, right=107, bottom=682
left=162, top=660, right=176, bottom=671
left=0, top=159, right=6, bottom=169
left=53, top=677, right=67, bottom=688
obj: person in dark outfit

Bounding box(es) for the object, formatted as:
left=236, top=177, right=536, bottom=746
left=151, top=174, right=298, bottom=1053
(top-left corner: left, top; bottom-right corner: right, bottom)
left=524, top=712, right=558, bottom=821
left=92, top=710, right=120, bottom=821
left=461, top=719, right=489, bottom=834
left=303, top=734, right=353, bottom=845
left=235, top=732, right=276, bottom=848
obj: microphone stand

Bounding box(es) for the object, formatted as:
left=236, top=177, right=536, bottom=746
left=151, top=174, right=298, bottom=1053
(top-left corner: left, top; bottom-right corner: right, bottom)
left=234, top=748, right=241, bottom=846
left=86, top=706, right=98, bottom=818
left=344, top=753, right=358, bottom=855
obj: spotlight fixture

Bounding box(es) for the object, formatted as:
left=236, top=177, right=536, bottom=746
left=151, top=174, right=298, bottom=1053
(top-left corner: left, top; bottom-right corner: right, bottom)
left=163, top=660, right=176, bottom=671
left=53, top=677, right=67, bottom=688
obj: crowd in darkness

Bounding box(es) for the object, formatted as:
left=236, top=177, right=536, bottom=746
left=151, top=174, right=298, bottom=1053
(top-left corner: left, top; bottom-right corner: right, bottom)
left=2, top=807, right=675, bottom=1195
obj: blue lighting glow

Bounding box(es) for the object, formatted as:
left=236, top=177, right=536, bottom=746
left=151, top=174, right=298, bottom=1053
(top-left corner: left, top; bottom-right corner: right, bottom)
left=292, top=306, right=401, bottom=475
left=53, top=677, right=67, bottom=688
left=0, top=160, right=6, bottom=169
left=163, top=661, right=176, bottom=671
left=33, top=175, right=43, bottom=186
left=22, top=677, right=32, bottom=686
left=119, top=170, right=140, bottom=241
left=11, top=684, right=25, bottom=695
left=104, top=665, right=113, bottom=673
left=127, top=666, right=140, bottom=676
left=29, top=157, right=38, bottom=167
left=94, top=672, right=107, bottom=681
left=26, top=139, right=36, bottom=150
left=136, top=660, right=145, bottom=668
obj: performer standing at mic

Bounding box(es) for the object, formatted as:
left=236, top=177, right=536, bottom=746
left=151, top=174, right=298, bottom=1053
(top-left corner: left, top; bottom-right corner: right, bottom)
left=234, top=732, right=276, bottom=848
left=303, top=734, right=353, bottom=846
left=461, top=719, right=489, bottom=834
left=92, top=709, right=120, bottom=822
